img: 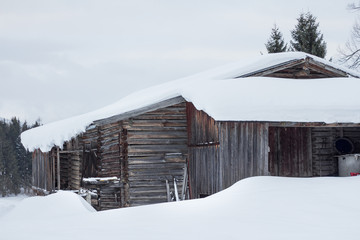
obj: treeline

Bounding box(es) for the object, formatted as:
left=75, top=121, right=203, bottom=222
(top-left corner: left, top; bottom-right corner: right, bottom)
left=0, top=118, right=39, bottom=196
left=265, top=12, right=327, bottom=58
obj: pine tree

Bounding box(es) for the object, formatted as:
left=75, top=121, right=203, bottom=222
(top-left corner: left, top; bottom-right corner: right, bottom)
left=290, top=12, right=327, bottom=58
left=0, top=124, right=5, bottom=197
left=265, top=24, right=287, bottom=53
left=0, top=117, right=33, bottom=196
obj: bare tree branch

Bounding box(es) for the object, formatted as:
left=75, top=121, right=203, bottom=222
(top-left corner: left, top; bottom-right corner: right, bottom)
left=339, top=2, right=360, bottom=69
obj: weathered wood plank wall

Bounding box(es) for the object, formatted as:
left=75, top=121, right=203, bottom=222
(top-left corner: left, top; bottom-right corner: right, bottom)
left=186, top=103, right=219, bottom=198
left=80, top=125, right=101, bottom=177
left=311, top=127, right=337, bottom=176
left=97, top=121, right=122, bottom=210
left=218, top=122, right=269, bottom=189
left=311, top=127, right=360, bottom=176
left=81, top=123, right=122, bottom=210
left=187, top=103, right=269, bottom=197
left=268, top=127, right=312, bottom=177
left=32, top=150, right=52, bottom=193
left=98, top=122, right=122, bottom=178
left=123, top=102, right=188, bottom=206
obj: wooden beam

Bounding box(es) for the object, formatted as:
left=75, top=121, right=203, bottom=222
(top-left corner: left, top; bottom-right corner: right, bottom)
left=307, top=58, right=349, bottom=78
left=268, top=121, right=360, bottom=127
left=173, top=178, right=179, bottom=201
left=57, top=147, right=60, bottom=190
left=52, top=152, right=55, bottom=192
left=236, top=59, right=305, bottom=78
left=166, top=180, right=171, bottom=202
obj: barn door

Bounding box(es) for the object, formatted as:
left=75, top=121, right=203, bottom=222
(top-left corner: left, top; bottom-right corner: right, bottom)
left=268, top=127, right=312, bottom=177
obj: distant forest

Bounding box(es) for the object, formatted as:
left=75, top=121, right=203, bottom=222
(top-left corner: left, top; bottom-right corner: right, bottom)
left=0, top=118, right=40, bottom=196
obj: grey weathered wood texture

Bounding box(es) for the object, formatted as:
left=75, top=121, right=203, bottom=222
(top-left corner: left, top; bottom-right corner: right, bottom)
left=269, top=127, right=312, bottom=177
left=187, top=103, right=270, bottom=198
left=237, top=57, right=351, bottom=79
left=124, top=102, right=188, bottom=207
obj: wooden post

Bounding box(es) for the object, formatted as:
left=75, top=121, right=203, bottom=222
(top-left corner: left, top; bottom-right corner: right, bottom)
left=181, top=163, right=187, bottom=200
left=52, top=151, right=55, bottom=192
left=57, top=147, right=60, bottom=190
left=86, top=192, right=91, bottom=205
left=166, top=180, right=171, bottom=202
left=173, top=178, right=179, bottom=201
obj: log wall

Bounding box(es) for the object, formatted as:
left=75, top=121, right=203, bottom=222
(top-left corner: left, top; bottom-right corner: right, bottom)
left=311, top=127, right=360, bottom=176
left=123, top=102, right=188, bottom=206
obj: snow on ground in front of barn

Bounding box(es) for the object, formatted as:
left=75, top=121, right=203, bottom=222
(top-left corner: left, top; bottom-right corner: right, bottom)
left=0, top=194, right=28, bottom=219
left=1, top=176, right=360, bottom=240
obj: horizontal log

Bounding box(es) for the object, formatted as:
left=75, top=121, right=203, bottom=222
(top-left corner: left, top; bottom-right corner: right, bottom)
left=128, top=145, right=187, bottom=153
left=128, top=167, right=185, bottom=175
left=99, top=202, right=121, bottom=207
left=129, top=195, right=168, bottom=201
left=126, top=126, right=187, bottom=132
left=129, top=174, right=185, bottom=181
left=128, top=157, right=186, bottom=165
left=100, top=150, right=120, bottom=156
left=101, top=156, right=120, bottom=162
left=128, top=181, right=170, bottom=188
left=128, top=162, right=185, bottom=170
left=127, top=131, right=187, bottom=138
left=127, top=152, right=186, bottom=157
left=94, top=96, right=185, bottom=126
left=143, top=106, right=186, bottom=113
left=312, top=149, right=336, bottom=155
left=127, top=138, right=187, bottom=145
left=131, top=115, right=187, bottom=120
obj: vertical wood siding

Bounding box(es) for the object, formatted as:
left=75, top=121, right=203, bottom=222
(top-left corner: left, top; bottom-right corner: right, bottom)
left=188, top=144, right=220, bottom=198
left=187, top=103, right=269, bottom=197
left=186, top=103, right=220, bottom=198
left=268, top=127, right=312, bottom=177
left=186, top=102, right=219, bottom=145
left=32, top=150, right=52, bottom=192
left=218, top=122, right=269, bottom=189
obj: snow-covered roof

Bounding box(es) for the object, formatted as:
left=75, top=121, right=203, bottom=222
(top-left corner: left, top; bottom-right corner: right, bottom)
left=21, top=52, right=360, bottom=151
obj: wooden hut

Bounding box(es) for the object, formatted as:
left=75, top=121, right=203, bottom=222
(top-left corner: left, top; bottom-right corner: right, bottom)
left=22, top=52, right=360, bottom=210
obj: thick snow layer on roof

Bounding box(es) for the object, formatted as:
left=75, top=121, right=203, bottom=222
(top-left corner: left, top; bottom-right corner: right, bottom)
left=21, top=52, right=360, bottom=151
left=1, top=176, right=360, bottom=240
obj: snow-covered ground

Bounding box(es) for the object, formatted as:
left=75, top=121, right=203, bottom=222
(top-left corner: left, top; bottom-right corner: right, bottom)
left=0, top=194, right=28, bottom=219
left=1, top=176, right=359, bottom=240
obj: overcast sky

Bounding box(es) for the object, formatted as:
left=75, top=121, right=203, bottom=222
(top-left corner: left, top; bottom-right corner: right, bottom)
left=0, top=0, right=357, bottom=124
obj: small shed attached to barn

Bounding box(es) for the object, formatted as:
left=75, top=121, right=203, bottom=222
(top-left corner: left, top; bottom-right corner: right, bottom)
left=22, top=52, right=360, bottom=210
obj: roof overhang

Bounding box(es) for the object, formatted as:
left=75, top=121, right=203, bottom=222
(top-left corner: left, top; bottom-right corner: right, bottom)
left=236, top=56, right=352, bottom=79
left=92, top=96, right=186, bottom=127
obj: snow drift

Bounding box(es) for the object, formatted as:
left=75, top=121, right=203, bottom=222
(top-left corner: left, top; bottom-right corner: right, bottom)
left=1, top=176, right=360, bottom=240
left=3, top=191, right=95, bottom=221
